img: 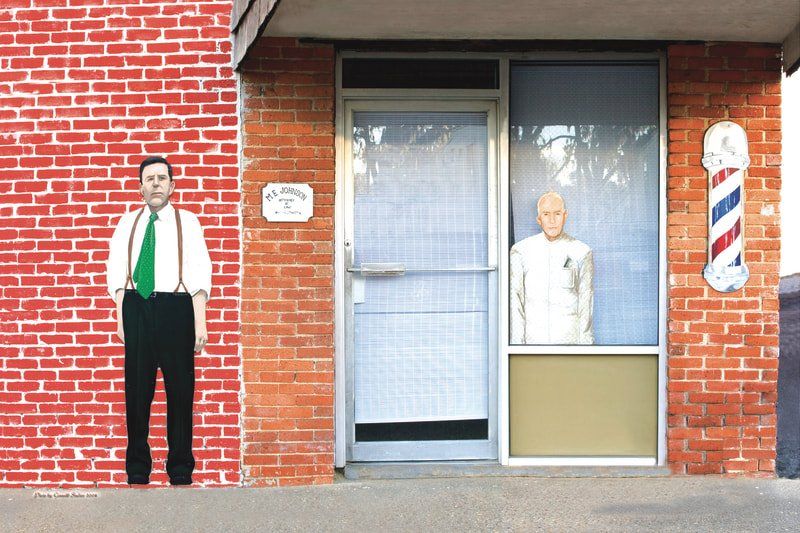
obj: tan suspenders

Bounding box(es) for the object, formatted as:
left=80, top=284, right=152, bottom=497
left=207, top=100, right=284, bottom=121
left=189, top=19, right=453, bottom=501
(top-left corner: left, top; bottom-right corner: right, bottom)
left=174, top=208, right=187, bottom=293
left=124, top=207, right=188, bottom=294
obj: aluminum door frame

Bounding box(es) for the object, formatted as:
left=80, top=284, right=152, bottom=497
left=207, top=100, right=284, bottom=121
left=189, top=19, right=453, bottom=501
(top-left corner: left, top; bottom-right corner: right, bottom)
left=342, top=99, right=499, bottom=462
left=333, top=51, right=667, bottom=469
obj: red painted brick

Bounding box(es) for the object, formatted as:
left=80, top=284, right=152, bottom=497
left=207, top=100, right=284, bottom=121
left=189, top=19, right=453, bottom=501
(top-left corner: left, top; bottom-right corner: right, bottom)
left=1, top=18, right=784, bottom=491
left=240, top=37, right=335, bottom=487
left=0, top=0, right=240, bottom=489
left=667, top=42, right=780, bottom=477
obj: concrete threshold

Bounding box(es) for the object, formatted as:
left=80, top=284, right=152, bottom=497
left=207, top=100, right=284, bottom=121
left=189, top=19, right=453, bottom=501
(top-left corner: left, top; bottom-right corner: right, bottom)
left=343, top=461, right=672, bottom=480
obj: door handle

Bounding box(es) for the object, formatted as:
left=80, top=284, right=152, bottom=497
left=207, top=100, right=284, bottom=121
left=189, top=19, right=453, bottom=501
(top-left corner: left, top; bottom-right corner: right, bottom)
left=347, top=264, right=497, bottom=276
left=348, top=263, right=406, bottom=276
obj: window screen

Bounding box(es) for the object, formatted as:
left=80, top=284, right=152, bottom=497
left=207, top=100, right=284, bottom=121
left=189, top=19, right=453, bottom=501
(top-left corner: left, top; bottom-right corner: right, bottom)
left=352, top=111, right=490, bottom=426
left=509, top=61, right=660, bottom=345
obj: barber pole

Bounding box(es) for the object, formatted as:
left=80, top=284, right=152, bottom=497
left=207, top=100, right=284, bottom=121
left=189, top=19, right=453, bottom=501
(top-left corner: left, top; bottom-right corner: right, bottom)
left=702, top=121, right=750, bottom=292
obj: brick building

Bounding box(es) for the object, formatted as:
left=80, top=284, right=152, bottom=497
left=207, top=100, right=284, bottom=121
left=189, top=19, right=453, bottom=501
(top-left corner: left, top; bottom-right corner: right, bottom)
left=1, top=0, right=798, bottom=487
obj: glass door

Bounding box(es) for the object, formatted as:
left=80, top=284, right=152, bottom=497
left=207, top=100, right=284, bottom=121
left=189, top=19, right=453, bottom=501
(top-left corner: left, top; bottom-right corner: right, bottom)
left=344, top=101, right=498, bottom=461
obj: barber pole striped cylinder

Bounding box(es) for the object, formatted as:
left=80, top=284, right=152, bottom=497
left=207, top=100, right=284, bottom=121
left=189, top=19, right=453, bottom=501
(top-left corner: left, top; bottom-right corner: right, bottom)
left=702, top=121, right=750, bottom=292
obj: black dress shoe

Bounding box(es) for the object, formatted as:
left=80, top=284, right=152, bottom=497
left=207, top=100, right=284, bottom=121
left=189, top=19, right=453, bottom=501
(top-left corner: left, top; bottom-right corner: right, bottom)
left=127, top=474, right=150, bottom=485
left=169, top=475, right=192, bottom=486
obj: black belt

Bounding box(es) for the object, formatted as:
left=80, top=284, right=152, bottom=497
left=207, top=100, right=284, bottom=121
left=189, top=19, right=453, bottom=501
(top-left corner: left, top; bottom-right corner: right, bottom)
left=125, top=289, right=190, bottom=299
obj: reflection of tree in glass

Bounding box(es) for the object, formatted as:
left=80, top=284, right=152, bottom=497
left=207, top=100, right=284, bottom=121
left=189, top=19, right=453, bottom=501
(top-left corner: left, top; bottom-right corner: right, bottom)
left=353, top=124, right=458, bottom=189
left=513, top=124, right=656, bottom=185
left=512, top=123, right=656, bottom=233
left=352, top=120, right=488, bottom=269
left=510, top=121, right=660, bottom=344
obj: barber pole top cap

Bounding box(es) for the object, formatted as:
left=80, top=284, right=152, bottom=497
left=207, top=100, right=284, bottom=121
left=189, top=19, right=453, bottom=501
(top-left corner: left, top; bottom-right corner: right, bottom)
left=701, top=121, right=750, bottom=170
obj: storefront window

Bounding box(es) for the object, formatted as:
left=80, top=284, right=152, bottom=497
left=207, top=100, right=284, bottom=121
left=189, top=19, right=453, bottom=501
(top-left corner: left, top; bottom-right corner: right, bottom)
left=509, top=62, right=660, bottom=345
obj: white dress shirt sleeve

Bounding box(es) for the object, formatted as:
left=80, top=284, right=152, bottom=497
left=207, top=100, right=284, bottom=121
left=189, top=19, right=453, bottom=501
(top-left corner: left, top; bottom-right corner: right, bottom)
left=106, top=213, right=132, bottom=301
left=509, top=244, right=526, bottom=344
left=180, top=211, right=212, bottom=301
left=577, top=250, right=594, bottom=344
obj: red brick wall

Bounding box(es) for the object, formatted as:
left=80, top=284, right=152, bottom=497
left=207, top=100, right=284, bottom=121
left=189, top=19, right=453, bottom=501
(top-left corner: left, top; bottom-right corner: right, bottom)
left=666, top=43, right=782, bottom=475
left=0, top=0, right=241, bottom=487
left=1, top=10, right=784, bottom=489
left=239, top=37, right=336, bottom=486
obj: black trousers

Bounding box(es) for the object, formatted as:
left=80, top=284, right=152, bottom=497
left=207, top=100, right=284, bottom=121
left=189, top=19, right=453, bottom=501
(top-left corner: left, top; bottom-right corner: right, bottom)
left=122, top=289, right=196, bottom=482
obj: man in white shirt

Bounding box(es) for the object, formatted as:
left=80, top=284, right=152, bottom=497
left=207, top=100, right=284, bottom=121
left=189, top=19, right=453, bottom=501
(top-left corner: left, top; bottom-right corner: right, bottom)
left=106, top=156, right=212, bottom=486
left=509, top=191, right=594, bottom=344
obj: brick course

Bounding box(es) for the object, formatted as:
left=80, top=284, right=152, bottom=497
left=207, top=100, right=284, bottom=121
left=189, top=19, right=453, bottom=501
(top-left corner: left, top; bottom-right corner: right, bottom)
left=239, top=37, right=336, bottom=486
left=0, top=0, right=241, bottom=487
left=666, top=42, right=782, bottom=475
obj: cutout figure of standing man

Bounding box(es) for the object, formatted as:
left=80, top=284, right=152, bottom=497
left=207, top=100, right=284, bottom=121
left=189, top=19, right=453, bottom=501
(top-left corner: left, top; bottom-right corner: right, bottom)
left=106, top=156, right=211, bottom=485
left=510, top=191, right=594, bottom=344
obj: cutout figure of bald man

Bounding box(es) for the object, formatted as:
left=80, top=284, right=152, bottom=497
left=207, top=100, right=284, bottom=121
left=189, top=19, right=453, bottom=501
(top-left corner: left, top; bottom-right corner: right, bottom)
left=510, top=192, right=594, bottom=344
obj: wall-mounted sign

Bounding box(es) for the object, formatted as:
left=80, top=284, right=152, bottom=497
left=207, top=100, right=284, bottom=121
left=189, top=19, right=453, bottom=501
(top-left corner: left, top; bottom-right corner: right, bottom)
left=261, top=183, right=313, bottom=222
left=702, top=121, right=750, bottom=293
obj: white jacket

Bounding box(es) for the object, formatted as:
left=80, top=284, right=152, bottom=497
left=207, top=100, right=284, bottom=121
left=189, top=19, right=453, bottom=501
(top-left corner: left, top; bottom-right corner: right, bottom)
left=509, top=232, right=594, bottom=344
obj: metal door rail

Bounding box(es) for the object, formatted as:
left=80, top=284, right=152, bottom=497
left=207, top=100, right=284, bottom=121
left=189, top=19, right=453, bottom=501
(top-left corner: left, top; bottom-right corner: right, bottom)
left=347, top=263, right=497, bottom=276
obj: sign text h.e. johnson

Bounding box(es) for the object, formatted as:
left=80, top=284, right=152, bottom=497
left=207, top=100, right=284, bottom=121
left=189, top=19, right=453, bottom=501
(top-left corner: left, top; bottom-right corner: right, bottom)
left=264, top=185, right=307, bottom=202
left=261, top=183, right=314, bottom=222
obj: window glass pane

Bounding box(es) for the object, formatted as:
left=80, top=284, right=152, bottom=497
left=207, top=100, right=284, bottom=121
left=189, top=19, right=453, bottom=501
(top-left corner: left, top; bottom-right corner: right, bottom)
left=343, top=59, right=499, bottom=89
left=353, top=111, right=489, bottom=426
left=509, top=62, right=659, bottom=345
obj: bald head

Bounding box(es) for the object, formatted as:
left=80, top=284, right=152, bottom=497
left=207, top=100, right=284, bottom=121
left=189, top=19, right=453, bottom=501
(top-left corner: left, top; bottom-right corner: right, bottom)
left=536, top=191, right=567, bottom=241
left=536, top=191, right=565, bottom=213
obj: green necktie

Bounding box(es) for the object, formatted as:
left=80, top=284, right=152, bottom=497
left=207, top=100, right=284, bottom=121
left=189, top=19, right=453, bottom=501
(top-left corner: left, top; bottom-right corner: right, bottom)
left=133, top=212, right=158, bottom=299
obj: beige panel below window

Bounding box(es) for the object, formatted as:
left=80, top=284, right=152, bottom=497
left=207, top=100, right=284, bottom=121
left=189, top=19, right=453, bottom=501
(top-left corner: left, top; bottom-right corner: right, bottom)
left=510, top=355, right=658, bottom=456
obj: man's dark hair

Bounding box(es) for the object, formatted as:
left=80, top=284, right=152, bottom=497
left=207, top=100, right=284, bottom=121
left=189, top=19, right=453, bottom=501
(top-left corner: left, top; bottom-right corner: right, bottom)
left=138, top=156, right=173, bottom=183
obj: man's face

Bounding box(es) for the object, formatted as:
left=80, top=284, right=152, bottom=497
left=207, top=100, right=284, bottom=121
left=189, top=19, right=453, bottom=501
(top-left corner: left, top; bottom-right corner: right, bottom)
left=140, top=162, right=174, bottom=210
left=536, top=196, right=567, bottom=241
